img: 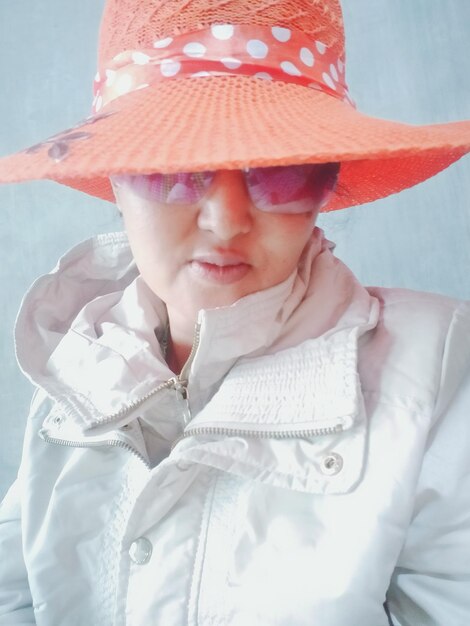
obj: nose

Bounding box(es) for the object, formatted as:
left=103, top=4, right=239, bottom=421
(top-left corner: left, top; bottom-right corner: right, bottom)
left=197, top=169, right=253, bottom=240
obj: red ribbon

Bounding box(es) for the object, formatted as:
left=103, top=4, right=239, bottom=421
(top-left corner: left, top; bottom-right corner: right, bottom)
left=93, top=23, right=354, bottom=113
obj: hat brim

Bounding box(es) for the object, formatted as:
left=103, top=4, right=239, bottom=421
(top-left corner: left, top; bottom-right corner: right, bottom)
left=0, top=75, right=469, bottom=211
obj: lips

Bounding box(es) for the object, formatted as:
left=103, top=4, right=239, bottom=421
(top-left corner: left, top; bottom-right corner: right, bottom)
left=189, top=251, right=251, bottom=284
left=192, top=252, right=249, bottom=266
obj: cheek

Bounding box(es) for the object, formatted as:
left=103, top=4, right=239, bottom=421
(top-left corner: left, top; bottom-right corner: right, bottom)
left=265, top=213, right=316, bottom=261
left=118, top=204, right=168, bottom=282
left=121, top=204, right=198, bottom=292
left=123, top=212, right=163, bottom=266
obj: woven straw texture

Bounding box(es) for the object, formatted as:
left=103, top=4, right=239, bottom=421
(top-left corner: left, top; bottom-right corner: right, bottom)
left=0, top=0, right=469, bottom=211
left=98, top=0, right=344, bottom=67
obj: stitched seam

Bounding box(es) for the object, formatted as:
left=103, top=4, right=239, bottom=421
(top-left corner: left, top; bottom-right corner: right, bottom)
left=187, top=469, right=219, bottom=626
left=183, top=446, right=349, bottom=486
left=361, top=390, right=433, bottom=417
left=383, top=599, right=396, bottom=626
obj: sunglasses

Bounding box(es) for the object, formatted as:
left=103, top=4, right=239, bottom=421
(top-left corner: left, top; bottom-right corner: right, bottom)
left=111, top=162, right=340, bottom=215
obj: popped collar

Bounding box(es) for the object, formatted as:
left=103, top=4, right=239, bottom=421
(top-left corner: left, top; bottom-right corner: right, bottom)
left=14, top=227, right=379, bottom=467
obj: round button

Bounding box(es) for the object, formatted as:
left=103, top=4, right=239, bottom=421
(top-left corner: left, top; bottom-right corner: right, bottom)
left=175, top=459, right=191, bottom=471
left=320, top=452, right=343, bottom=476
left=129, top=537, right=153, bottom=565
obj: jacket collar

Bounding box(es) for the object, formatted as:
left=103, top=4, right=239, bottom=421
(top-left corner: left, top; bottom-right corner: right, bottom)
left=15, top=228, right=379, bottom=442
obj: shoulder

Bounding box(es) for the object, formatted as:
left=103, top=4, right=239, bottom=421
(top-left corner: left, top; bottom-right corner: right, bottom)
left=367, top=285, right=468, bottom=327
left=359, top=286, right=470, bottom=418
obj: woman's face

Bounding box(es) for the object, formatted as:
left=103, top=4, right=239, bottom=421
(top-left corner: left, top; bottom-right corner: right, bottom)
left=112, top=169, right=320, bottom=319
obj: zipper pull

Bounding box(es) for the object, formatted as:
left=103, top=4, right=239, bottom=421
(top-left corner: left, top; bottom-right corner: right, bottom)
left=167, top=320, right=201, bottom=427
left=169, top=376, right=191, bottom=424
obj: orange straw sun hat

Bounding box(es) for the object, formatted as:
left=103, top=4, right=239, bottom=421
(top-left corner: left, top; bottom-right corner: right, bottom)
left=0, top=0, right=469, bottom=211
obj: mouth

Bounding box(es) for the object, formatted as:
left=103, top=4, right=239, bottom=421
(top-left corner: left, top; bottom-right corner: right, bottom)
left=189, top=253, right=251, bottom=284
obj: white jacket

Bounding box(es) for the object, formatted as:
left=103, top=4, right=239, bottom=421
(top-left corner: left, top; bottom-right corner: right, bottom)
left=1, top=228, right=470, bottom=626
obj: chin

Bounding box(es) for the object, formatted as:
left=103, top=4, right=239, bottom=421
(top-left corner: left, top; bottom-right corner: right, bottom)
left=190, top=287, right=252, bottom=311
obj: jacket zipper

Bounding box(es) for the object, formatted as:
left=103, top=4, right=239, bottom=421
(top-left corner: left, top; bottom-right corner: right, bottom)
left=170, top=422, right=344, bottom=452
left=86, top=322, right=202, bottom=428
left=40, top=323, right=203, bottom=457
left=42, top=323, right=344, bottom=460
left=38, top=430, right=151, bottom=468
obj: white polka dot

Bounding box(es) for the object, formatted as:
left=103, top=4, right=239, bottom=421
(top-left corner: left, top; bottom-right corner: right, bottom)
left=254, top=72, right=273, bottom=80
left=271, top=26, right=291, bottom=42
left=211, top=24, right=234, bottom=40
left=95, top=95, right=103, bottom=111
left=246, top=39, right=269, bottom=59
left=113, top=52, right=128, bottom=63
left=132, top=52, right=151, bottom=65
left=329, top=63, right=338, bottom=81
left=160, top=59, right=181, bottom=77
left=322, top=72, right=336, bottom=90
left=105, top=69, right=116, bottom=86
left=94, top=72, right=100, bottom=83
left=220, top=57, right=242, bottom=69
left=192, top=71, right=212, bottom=77
left=115, top=73, right=134, bottom=95
left=112, top=51, right=128, bottom=62
left=316, top=41, right=327, bottom=55
left=300, top=47, right=314, bottom=67
left=281, top=61, right=301, bottom=76
left=183, top=42, right=206, bottom=58
left=337, top=59, right=344, bottom=74
left=153, top=36, right=173, bottom=48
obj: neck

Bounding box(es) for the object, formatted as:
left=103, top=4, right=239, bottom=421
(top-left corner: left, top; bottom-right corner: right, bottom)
left=165, top=305, right=197, bottom=375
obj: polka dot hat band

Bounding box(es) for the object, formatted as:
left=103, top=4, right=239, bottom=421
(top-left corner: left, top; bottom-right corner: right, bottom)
left=0, top=0, right=469, bottom=212
left=92, top=23, right=354, bottom=114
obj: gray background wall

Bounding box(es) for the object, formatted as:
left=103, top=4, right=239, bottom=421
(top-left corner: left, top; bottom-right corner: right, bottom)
left=0, top=0, right=469, bottom=499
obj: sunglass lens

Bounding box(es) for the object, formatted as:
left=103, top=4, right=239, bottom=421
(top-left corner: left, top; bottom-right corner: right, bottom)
left=112, top=171, right=215, bottom=204
left=245, top=163, right=339, bottom=213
